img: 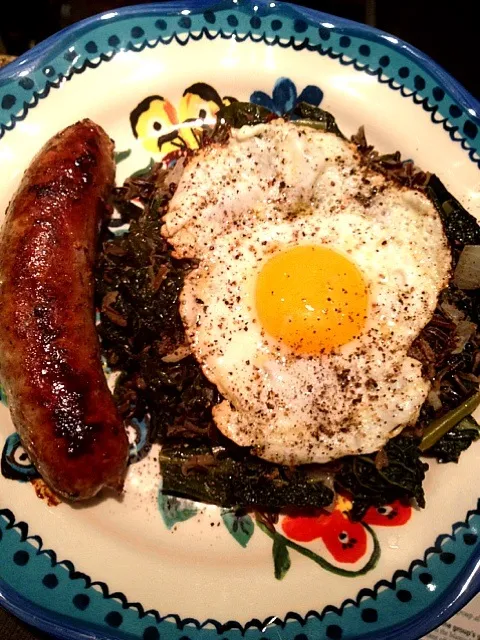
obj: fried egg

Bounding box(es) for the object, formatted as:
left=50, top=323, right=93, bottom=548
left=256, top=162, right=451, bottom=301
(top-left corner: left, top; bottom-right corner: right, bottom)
left=163, top=121, right=452, bottom=465
left=162, top=120, right=385, bottom=258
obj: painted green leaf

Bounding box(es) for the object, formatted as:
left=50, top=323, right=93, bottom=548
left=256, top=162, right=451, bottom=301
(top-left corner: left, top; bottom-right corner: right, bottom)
left=273, top=535, right=291, bottom=580
left=129, top=158, right=154, bottom=179
left=257, top=519, right=380, bottom=579
left=157, top=493, right=198, bottom=530
left=0, top=382, right=7, bottom=406
left=114, top=149, right=132, bottom=164
left=221, top=510, right=254, bottom=548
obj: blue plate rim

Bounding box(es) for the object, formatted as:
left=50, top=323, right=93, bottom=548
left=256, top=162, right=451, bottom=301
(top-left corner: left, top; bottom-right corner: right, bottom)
left=0, top=1, right=479, bottom=121
left=0, top=1, right=479, bottom=639
left=0, top=501, right=479, bottom=640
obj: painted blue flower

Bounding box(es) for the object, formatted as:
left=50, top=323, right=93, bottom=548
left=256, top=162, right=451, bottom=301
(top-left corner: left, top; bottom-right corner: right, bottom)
left=1, top=432, right=39, bottom=482
left=250, top=77, right=323, bottom=116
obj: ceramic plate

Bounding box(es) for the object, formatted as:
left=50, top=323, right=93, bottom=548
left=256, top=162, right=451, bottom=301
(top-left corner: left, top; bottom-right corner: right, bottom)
left=0, top=2, right=479, bottom=639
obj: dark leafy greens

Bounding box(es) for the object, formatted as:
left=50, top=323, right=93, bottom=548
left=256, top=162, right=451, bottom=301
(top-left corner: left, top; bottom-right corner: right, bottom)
left=408, top=287, right=480, bottom=424
left=160, top=442, right=334, bottom=509
left=427, top=175, right=480, bottom=258
left=352, top=127, right=480, bottom=263
left=335, top=437, right=428, bottom=520
left=419, top=391, right=480, bottom=453
left=292, top=101, right=345, bottom=137
left=353, top=127, right=480, bottom=436
left=96, top=165, right=220, bottom=444
left=96, top=100, right=480, bottom=517
left=214, top=101, right=274, bottom=130
left=428, top=415, right=480, bottom=463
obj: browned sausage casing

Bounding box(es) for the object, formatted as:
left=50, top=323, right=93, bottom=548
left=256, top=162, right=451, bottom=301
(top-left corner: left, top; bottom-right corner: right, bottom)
left=0, top=119, right=129, bottom=500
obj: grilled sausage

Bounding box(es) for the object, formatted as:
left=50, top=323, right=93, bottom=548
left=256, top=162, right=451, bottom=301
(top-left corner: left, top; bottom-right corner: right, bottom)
left=0, top=119, right=129, bottom=500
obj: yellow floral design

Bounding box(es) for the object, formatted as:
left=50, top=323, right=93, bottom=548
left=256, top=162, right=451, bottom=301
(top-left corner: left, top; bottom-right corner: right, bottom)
left=130, top=82, right=236, bottom=157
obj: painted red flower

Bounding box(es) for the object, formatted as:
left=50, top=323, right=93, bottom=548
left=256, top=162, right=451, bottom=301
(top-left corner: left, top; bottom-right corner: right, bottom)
left=363, top=500, right=411, bottom=526
left=282, top=504, right=367, bottom=564
left=281, top=496, right=412, bottom=565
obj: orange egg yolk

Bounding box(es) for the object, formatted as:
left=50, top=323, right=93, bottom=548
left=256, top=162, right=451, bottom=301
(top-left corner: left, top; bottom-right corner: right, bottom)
left=255, top=245, right=369, bottom=354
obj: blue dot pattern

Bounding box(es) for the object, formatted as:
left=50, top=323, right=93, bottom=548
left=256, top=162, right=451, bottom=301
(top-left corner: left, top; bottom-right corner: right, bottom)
left=1, top=500, right=479, bottom=640
left=42, top=574, right=59, bottom=589
left=361, top=608, right=378, bottom=623
left=73, top=594, right=90, bottom=611
left=13, top=550, right=29, bottom=566
left=18, top=77, right=34, bottom=90
left=85, top=41, right=98, bottom=54
left=294, top=20, right=307, bottom=34
left=178, top=16, right=191, bottom=29
left=326, top=626, right=343, bottom=639
left=0, top=1, right=478, bottom=158
left=203, top=11, right=216, bottom=24
left=143, top=627, right=160, bottom=640
left=464, top=533, right=478, bottom=545
left=64, top=49, right=77, bottom=62
left=105, top=611, right=123, bottom=627
left=1, top=94, right=16, bottom=109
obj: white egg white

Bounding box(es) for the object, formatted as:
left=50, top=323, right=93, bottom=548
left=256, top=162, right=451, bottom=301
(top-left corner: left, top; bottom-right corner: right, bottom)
left=164, top=122, right=452, bottom=465
left=162, top=120, right=383, bottom=258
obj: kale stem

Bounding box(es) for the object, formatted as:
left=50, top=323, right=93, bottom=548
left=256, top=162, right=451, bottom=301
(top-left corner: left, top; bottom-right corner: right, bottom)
left=419, top=390, right=480, bottom=452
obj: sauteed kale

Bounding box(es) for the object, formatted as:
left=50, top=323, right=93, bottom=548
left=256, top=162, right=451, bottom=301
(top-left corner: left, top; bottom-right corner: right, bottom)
left=96, top=103, right=480, bottom=518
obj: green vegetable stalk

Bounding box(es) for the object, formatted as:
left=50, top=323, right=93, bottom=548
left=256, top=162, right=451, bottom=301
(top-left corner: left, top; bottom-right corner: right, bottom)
left=419, top=391, right=480, bottom=452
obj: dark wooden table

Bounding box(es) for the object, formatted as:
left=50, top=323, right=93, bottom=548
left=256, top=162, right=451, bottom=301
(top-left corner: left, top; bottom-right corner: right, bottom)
left=0, top=610, right=54, bottom=640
